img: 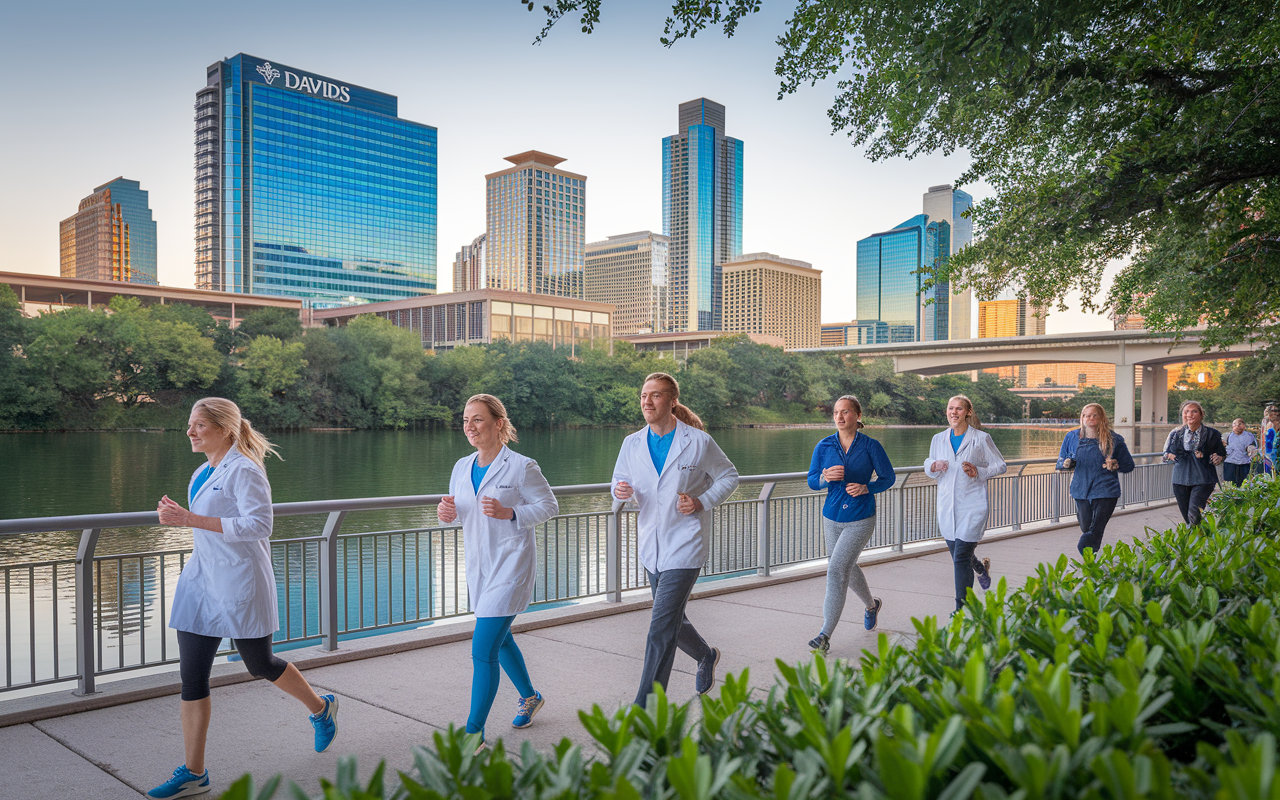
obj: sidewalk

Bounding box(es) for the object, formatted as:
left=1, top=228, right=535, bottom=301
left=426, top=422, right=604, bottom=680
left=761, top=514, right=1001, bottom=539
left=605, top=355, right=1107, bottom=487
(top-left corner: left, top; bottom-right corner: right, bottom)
left=0, top=504, right=1184, bottom=799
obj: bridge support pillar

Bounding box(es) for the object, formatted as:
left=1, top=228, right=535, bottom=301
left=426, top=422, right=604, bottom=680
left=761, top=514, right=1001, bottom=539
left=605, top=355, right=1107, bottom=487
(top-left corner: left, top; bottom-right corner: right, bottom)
left=1114, top=363, right=1136, bottom=429
left=1141, top=365, right=1168, bottom=424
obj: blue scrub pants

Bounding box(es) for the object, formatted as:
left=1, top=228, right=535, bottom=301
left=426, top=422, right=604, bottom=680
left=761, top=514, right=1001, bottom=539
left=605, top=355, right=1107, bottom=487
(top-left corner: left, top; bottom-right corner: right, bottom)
left=466, top=615, right=535, bottom=735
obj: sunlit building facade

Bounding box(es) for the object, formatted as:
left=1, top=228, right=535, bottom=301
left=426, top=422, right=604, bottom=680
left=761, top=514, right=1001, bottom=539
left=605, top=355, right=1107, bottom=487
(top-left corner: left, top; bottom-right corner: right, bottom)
left=312, top=289, right=610, bottom=354
left=978, top=296, right=1047, bottom=387
left=194, top=54, right=437, bottom=307
left=453, top=233, right=486, bottom=293
left=723, top=253, right=821, bottom=349
left=820, top=320, right=880, bottom=347
left=485, top=151, right=586, bottom=298
left=856, top=214, right=950, bottom=343
left=662, top=98, right=743, bottom=331
left=59, top=178, right=157, bottom=285
left=585, top=231, right=669, bottom=336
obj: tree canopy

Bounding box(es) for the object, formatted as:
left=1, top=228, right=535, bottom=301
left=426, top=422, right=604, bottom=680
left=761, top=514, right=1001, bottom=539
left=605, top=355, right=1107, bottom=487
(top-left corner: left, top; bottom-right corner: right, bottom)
left=526, top=0, right=1280, bottom=347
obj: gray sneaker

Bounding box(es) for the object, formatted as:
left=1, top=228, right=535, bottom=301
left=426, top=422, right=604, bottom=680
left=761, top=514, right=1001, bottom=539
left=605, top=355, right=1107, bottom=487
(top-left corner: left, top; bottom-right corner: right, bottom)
left=808, top=632, right=830, bottom=655
left=695, top=647, right=721, bottom=695
left=975, top=557, right=992, bottom=591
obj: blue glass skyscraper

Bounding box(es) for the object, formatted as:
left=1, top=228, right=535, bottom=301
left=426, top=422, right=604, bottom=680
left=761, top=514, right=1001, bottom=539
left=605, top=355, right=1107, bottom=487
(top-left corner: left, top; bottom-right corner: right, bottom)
left=195, top=54, right=437, bottom=307
left=855, top=214, right=950, bottom=343
left=662, top=98, right=742, bottom=331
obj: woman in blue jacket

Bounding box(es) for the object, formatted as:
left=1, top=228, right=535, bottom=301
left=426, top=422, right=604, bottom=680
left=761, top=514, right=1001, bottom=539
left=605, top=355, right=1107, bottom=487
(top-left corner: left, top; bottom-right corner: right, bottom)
left=1056, top=403, right=1135, bottom=556
left=805, top=395, right=895, bottom=655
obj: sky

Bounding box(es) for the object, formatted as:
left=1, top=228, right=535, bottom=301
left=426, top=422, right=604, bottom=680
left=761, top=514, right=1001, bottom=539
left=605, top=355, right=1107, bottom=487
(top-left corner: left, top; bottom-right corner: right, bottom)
left=0, top=0, right=1116, bottom=333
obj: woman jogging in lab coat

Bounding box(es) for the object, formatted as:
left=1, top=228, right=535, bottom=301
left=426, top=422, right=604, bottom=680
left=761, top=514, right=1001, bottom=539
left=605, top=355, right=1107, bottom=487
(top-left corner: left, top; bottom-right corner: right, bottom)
left=148, top=398, right=338, bottom=800
left=923, top=395, right=1006, bottom=613
left=805, top=395, right=895, bottom=655
left=612, top=372, right=739, bottom=706
left=436, top=394, right=558, bottom=748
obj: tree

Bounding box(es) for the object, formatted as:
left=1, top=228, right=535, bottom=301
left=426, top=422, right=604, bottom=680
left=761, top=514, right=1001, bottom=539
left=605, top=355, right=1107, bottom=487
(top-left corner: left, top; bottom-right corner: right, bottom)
left=528, top=0, right=1280, bottom=347
left=236, top=307, right=303, bottom=344
left=236, top=335, right=308, bottom=427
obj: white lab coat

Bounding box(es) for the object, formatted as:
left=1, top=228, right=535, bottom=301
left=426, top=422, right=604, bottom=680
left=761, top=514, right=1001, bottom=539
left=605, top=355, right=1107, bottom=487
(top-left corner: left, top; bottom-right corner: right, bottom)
left=611, top=420, right=740, bottom=572
left=449, top=446, right=559, bottom=618
left=169, top=446, right=279, bottom=639
left=923, top=427, right=1008, bottom=542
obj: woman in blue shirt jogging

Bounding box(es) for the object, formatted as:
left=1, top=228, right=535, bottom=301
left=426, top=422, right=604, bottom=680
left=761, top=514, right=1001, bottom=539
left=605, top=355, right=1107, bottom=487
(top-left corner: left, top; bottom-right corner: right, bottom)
left=1056, top=403, right=1135, bottom=556
left=805, top=395, right=895, bottom=655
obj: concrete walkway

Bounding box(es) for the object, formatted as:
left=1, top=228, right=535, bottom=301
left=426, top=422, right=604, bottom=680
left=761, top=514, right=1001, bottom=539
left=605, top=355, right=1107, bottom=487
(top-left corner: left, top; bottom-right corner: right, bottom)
left=0, top=504, right=1183, bottom=799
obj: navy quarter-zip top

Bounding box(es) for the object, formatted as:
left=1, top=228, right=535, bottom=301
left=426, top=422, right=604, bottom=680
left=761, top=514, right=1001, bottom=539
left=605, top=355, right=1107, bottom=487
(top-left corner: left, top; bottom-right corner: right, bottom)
left=807, top=432, right=896, bottom=523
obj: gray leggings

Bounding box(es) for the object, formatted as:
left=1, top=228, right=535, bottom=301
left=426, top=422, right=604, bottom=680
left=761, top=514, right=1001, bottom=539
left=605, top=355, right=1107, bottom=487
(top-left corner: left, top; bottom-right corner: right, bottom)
left=821, top=516, right=876, bottom=636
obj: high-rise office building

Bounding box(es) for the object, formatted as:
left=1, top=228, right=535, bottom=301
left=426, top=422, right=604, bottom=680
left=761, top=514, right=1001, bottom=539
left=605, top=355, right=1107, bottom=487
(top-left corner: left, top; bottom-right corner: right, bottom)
left=923, top=184, right=974, bottom=339
left=723, top=253, right=821, bottom=348
left=59, top=178, right=157, bottom=285
left=453, top=233, right=486, bottom=293
left=977, top=297, right=1046, bottom=338
left=194, top=54, right=437, bottom=307
left=485, top=151, right=586, bottom=298
left=662, top=98, right=743, bottom=331
left=855, top=214, right=950, bottom=343
left=585, top=231, right=669, bottom=336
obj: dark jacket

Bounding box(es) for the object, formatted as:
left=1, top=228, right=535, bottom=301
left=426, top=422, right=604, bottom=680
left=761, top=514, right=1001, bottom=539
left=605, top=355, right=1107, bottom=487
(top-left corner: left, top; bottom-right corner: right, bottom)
left=807, top=432, right=896, bottom=523
left=1056, top=430, right=1135, bottom=500
left=1164, top=425, right=1226, bottom=486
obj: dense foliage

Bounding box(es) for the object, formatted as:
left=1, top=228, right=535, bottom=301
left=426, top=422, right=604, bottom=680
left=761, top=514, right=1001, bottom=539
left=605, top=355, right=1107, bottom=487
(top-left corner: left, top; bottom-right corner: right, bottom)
left=527, top=0, right=1280, bottom=348
left=226, top=473, right=1280, bottom=799
left=0, top=290, right=1032, bottom=430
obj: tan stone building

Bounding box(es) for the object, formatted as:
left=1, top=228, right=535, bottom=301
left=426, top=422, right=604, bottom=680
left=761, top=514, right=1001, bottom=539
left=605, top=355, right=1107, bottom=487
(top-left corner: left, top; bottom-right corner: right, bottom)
left=485, top=151, right=585, bottom=298
left=585, top=231, right=670, bottom=336
left=722, top=253, right=821, bottom=349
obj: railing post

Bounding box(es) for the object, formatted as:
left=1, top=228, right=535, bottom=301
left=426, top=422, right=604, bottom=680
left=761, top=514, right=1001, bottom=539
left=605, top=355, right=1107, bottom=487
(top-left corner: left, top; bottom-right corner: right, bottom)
left=319, top=511, right=346, bottom=652
left=74, top=528, right=101, bottom=696
left=1010, top=466, right=1023, bottom=531
left=894, top=481, right=907, bottom=551
left=606, top=500, right=624, bottom=602
left=756, top=482, right=776, bottom=577
left=1051, top=470, right=1061, bottom=523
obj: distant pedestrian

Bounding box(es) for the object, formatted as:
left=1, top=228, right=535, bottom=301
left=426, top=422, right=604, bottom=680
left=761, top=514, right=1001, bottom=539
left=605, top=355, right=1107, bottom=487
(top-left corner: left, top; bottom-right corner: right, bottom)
left=436, top=394, right=558, bottom=750
left=1262, top=405, right=1280, bottom=473
left=1163, top=400, right=1226, bottom=526
left=1056, top=403, right=1135, bottom=556
left=805, top=395, right=895, bottom=656
left=924, top=395, right=1006, bottom=613
left=1223, top=418, right=1258, bottom=487
left=612, top=372, right=739, bottom=706
left=148, top=398, right=337, bottom=800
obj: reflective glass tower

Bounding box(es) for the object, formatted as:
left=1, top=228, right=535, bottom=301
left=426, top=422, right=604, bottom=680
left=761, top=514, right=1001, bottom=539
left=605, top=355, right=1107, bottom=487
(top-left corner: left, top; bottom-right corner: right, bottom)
left=59, top=178, right=157, bottom=285
left=855, top=214, right=950, bottom=343
left=922, top=184, right=974, bottom=339
left=195, top=54, right=437, bottom=307
left=662, top=98, right=742, bottom=331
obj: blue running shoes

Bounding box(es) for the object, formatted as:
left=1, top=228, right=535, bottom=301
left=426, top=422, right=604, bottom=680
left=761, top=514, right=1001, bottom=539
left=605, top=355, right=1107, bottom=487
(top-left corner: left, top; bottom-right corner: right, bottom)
left=975, top=557, right=992, bottom=591
left=696, top=647, right=721, bottom=695
left=512, top=690, right=544, bottom=729
left=808, top=632, right=830, bottom=655
left=311, top=694, right=338, bottom=753
left=865, top=597, right=883, bottom=631
left=147, top=765, right=210, bottom=798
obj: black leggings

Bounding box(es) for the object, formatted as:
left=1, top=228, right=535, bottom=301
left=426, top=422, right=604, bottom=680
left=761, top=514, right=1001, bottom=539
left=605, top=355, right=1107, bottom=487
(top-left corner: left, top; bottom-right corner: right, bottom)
left=1075, top=497, right=1119, bottom=556
left=178, top=630, right=288, bottom=701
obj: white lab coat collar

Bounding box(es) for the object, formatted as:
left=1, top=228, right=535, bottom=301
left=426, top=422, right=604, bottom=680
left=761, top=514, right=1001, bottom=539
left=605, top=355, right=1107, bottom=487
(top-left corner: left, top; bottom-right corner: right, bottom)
left=189, top=445, right=245, bottom=506
left=467, top=445, right=514, bottom=498
left=645, top=419, right=692, bottom=485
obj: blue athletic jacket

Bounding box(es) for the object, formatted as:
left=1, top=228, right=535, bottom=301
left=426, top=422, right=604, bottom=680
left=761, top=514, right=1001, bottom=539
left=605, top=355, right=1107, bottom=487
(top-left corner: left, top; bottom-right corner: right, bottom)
left=807, top=432, right=896, bottom=523
left=1055, top=429, right=1135, bottom=500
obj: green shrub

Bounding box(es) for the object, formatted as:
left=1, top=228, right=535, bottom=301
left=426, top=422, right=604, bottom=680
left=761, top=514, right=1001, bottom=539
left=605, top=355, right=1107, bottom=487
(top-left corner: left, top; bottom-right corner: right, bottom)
left=224, top=477, right=1280, bottom=799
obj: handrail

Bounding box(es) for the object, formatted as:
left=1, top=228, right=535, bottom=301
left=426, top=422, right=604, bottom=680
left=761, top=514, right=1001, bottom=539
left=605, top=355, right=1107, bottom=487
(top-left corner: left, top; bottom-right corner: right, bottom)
left=0, top=454, right=1169, bottom=536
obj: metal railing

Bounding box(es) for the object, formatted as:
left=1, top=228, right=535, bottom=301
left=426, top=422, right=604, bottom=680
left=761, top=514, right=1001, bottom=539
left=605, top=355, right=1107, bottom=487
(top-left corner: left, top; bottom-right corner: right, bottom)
left=0, top=454, right=1177, bottom=696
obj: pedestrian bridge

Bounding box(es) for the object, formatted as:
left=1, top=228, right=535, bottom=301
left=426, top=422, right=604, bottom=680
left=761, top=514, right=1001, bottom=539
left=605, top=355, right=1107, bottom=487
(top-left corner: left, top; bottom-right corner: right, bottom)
left=794, top=330, right=1260, bottom=426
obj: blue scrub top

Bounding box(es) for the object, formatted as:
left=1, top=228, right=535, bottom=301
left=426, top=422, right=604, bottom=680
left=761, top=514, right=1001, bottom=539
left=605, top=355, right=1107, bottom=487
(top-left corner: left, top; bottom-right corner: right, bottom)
left=950, top=430, right=964, bottom=453
left=189, top=463, right=214, bottom=505
left=647, top=427, right=676, bottom=475
left=471, top=460, right=490, bottom=494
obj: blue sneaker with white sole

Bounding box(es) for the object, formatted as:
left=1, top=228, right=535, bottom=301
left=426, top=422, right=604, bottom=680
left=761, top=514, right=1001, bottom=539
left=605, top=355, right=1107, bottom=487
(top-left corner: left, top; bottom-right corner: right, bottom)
left=311, top=694, right=338, bottom=753
left=147, top=765, right=210, bottom=798
left=512, top=690, right=544, bottom=728
left=864, top=597, right=883, bottom=631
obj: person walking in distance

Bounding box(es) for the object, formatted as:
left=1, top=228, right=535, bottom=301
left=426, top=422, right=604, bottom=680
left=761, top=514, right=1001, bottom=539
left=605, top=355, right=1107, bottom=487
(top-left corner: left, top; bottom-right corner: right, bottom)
left=924, top=395, right=1007, bottom=613
left=805, top=395, right=895, bottom=655
left=612, top=373, right=739, bottom=706
left=1056, top=403, right=1135, bottom=556
left=1164, top=400, right=1226, bottom=526
left=1262, top=404, right=1279, bottom=474
left=1223, top=418, right=1259, bottom=487
left=148, top=398, right=338, bottom=799
left=436, top=395, right=558, bottom=750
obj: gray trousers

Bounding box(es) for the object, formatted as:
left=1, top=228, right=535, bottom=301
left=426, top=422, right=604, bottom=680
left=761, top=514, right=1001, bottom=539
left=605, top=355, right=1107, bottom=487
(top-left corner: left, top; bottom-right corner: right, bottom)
left=821, top=516, right=876, bottom=636
left=634, top=567, right=712, bottom=706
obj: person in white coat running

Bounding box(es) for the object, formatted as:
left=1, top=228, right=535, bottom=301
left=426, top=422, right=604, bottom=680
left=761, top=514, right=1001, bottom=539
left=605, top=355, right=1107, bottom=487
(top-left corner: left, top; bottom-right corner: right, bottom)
left=437, top=394, right=558, bottom=747
left=923, top=395, right=1007, bottom=613
left=148, top=398, right=337, bottom=800
left=612, top=372, right=739, bottom=706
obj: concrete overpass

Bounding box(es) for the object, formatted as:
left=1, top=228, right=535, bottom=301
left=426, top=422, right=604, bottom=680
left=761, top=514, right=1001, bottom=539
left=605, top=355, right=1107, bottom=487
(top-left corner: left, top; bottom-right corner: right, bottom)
left=793, top=330, right=1259, bottom=427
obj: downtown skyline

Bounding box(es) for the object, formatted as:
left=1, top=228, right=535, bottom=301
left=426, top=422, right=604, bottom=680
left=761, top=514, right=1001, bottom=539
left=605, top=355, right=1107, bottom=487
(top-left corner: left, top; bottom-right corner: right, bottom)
left=0, top=0, right=1117, bottom=333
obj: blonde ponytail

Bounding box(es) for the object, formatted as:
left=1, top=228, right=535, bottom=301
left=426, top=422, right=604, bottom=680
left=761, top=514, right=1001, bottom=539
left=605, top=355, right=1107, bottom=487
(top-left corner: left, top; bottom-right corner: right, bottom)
left=644, top=372, right=705, bottom=431
left=191, top=397, right=281, bottom=470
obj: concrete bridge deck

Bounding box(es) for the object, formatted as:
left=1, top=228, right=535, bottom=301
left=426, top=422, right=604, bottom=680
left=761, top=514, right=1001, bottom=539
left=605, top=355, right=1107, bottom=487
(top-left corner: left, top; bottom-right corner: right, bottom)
left=0, top=504, right=1183, bottom=799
